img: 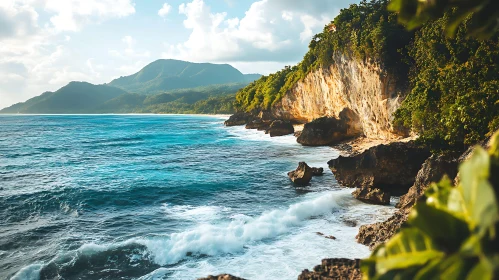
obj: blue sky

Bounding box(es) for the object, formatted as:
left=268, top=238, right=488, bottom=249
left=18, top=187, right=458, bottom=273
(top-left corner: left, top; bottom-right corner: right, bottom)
left=0, top=0, right=356, bottom=108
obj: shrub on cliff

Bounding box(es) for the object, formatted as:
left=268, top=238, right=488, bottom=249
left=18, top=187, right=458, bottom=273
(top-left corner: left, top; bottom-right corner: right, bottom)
left=362, top=132, right=499, bottom=279
left=235, top=0, right=412, bottom=112
left=393, top=14, right=499, bottom=150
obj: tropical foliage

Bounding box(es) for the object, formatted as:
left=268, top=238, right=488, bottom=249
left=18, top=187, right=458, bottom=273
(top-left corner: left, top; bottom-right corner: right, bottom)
left=388, top=0, right=499, bottom=39
left=362, top=132, right=499, bottom=279
left=393, top=14, right=499, bottom=150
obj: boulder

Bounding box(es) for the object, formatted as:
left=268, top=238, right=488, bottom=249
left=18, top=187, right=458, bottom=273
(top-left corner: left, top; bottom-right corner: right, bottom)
left=311, top=167, right=324, bottom=176
left=328, top=141, right=431, bottom=196
left=352, top=187, right=390, bottom=205
left=245, top=119, right=272, bottom=131
left=356, top=211, right=408, bottom=250
left=297, top=108, right=363, bottom=146
left=266, top=120, right=294, bottom=137
left=298, top=258, right=362, bottom=280
left=198, top=275, right=246, bottom=280
left=397, top=153, right=459, bottom=210
left=224, top=112, right=253, bottom=126
left=288, top=162, right=313, bottom=185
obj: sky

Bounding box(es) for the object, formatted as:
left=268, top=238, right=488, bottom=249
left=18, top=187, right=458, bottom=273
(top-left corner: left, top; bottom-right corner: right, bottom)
left=0, top=0, right=356, bottom=108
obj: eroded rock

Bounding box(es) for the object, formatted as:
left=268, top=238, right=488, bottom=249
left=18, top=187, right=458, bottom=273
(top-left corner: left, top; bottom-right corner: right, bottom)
left=298, top=258, right=362, bottom=280
left=297, top=109, right=363, bottom=146
left=198, top=275, right=246, bottom=280
left=266, top=120, right=294, bottom=137
left=311, top=167, right=324, bottom=176
left=224, top=112, right=253, bottom=126
left=356, top=211, right=408, bottom=250
left=352, top=187, right=390, bottom=205
left=328, top=141, right=430, bottom=196
left=288, top=162, right=313, bottom=185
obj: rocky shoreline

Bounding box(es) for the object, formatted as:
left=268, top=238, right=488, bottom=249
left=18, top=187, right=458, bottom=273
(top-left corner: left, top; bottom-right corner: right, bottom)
left=210, top=112, right=471, bottom=280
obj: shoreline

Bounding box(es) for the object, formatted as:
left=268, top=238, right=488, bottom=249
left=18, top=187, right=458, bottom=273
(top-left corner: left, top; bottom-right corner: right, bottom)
left=0, top=113, right=233, bottom=118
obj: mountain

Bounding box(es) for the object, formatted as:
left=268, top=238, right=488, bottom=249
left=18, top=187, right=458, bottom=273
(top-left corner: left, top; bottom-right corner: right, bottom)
left=108, top=59, right=261, bottom=94
left=0, top=82, right=128, bottom=114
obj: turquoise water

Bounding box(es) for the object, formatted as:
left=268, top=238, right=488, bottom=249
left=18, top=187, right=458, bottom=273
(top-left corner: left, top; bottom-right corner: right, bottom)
left=0, top=115, right=394, bottom=279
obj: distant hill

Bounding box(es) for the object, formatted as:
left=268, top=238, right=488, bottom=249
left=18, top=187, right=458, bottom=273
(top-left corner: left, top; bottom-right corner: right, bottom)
left=0, top=82, right=128, bottom=114
left=108, top=59, right=261, bottom=94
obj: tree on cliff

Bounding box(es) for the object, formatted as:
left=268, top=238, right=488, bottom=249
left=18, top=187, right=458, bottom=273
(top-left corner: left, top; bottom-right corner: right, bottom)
left=389, top=0, right=499, bottom=38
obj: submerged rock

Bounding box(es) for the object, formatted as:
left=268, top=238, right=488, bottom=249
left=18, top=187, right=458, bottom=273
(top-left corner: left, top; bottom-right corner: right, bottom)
left=288, top=162, right=313, bottom=185
left=224, top=112, right=253, bottom=126
left=298, top=258, right=362, bottom=280
left=397, top=153, right=459, bottom=210
left=297, top=108, right=363, bottom=146
left=352, top=187, right=390, bottom=205
left=311, top=167, right=324, bottom=176
left=328, top=141, right=430, bottom=196
left=198, top=275, right=246, bottom=280
left=266, top=120, right=294, bottom=137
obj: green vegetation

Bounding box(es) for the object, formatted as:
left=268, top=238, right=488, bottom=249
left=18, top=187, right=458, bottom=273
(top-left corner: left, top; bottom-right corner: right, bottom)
left=362, top=132, right=499, bottom=279
left=109, top=59, right=260, bottom=94
left=236, top=0, right=412, bottom=111
left=393, top=15, right=499, bottom=150
left=0, top=82, right=240, bottom=115
left=389, top=0, right=499, bottom=38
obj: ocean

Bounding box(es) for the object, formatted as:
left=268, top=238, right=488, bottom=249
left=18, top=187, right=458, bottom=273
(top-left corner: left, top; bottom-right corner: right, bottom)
left=0, top=115, right=395, bottom=280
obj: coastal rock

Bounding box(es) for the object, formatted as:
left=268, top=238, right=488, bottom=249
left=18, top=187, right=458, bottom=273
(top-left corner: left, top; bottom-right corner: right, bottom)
left=298, top=258, right=362, bottom=280
left=245, top=119, right=272, bottom=131
left=272, top=52, right=407, bottom=140
left=356, top=211, right=408, bottom=250
left=311, top=167, right=324, bottom=176
left=397, top=154, right=459, bottom=210
left=266, top=120, right=294, bottom=137
left=224, top=112, right=253, bottom=126
left=352, top=187, right=390, bottom=205
left=198, top=275, right=246, bottom=280
left=296, top=109, right=363, bottom=146
left=288, top=162, right=313, bottom=185
left=328, top=141, right=431, bottom=196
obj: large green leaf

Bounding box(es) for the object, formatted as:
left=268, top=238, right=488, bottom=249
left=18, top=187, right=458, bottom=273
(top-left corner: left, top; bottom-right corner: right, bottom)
left=458, top=147, right=499, bottom=231
left=362, top=228, right=444, bottom=278
left=409, top=203, right=470, bottom=251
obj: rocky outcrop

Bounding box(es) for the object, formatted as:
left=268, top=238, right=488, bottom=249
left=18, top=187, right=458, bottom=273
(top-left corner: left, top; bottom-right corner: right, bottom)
left=272, top=53, right=407, bottom=140
left=198, top=275, right=246, bottom=280
left=328, top=141, right=430, bottom=196
left=288, top=162, right=313, bottom=185
left=297, top=109, right=363, bottom=146
left=397, top=154, right=459, bottom=210
left=245, top=119, right=272, bottom=131
left=311, top=167, right=324, bottom=176
left=266, top=120, right=294, bottom=137
left=352, top=187, right=390, bottom=205
left=356, top=211, right=408, bottom=250
left=298, top=258, right=362, bottom=280
left=224, top=112, right=253, bottom=126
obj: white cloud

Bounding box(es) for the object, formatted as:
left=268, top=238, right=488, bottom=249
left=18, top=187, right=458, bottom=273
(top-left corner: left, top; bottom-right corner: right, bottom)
left=158, top=3, right=172, bottom=18
left=44, top=0, right=136, bottom=32
left=162, top=0, right=348, bottom=63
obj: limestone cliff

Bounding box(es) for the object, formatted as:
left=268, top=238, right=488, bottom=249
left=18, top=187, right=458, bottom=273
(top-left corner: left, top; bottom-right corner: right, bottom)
left=272, top=53, right=407, bottom=140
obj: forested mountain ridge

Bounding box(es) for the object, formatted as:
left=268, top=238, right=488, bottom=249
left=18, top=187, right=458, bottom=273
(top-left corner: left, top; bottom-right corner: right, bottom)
left=108, top=59, right=261, bottom=94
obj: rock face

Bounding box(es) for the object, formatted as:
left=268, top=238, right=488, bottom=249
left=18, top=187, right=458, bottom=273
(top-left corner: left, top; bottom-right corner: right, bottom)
left=297, top=109, right=363, bottom=146
left=198, top=275, right=246, bottom=280
left=272, top=53, right=407, bottom=139
left=356, top=211, right=408, bottom=250
left=224, top=112, right=253, bottom=126
left=245, top=119, right=272, bottom=131
left=288, top=162, right=313, bottom=185
left=266, top=120, right=294, bottom=137
left=352, top=187, right=390, bottom=205
left=328, top=141, right=431, bottom=196
left=397, top=154, right=459, bottom=210
left=298, top=258, right=362, bottom=280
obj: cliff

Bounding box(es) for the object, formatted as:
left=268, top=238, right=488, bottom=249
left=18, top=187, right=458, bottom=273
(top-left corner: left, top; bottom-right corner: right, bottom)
left=272, top=53, right=406, bottom=140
